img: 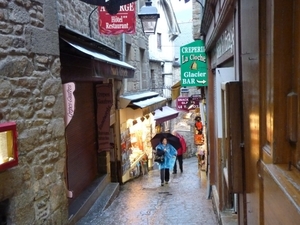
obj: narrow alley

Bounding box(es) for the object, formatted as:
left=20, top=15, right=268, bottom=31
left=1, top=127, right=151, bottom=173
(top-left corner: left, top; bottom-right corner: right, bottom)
left=77, top=157, right=219, bottom=225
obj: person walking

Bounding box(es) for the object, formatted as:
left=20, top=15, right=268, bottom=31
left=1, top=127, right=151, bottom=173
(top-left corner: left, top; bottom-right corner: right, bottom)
left=155, top=137, right=177, bottom=186
left=172, top=131, right=187, bottom=174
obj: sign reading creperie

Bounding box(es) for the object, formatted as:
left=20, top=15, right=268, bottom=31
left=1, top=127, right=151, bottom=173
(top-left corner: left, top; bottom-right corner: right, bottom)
left=180, top=40, right=208, bottom=87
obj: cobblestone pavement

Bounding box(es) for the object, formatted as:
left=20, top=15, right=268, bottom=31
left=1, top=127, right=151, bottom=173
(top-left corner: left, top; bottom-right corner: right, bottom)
left=77, top=157, right=219, bottom=225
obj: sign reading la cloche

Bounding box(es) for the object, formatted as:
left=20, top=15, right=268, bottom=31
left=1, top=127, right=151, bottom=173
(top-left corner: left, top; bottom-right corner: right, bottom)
left=180, top=40, right=208, bottom=86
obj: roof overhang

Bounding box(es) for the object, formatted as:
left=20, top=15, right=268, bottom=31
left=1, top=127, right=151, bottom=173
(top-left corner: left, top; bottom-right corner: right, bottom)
left=154, top=106, right=179, bottom=125
left=59, top=27, right=135, bottom=80
left=119, top=92, right=167, bottom=114
left=61, top=38, right=135, bottom=79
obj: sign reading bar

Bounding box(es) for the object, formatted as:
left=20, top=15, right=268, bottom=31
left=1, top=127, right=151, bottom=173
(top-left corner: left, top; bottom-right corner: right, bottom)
left=98, top=3, right=136, bottom=35
left=180, top=40, right=208, bottom=87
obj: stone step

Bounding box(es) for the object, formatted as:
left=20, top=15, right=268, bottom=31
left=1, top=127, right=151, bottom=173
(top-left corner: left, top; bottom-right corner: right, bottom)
left=75, top=182, right=120, bottom=224
left=68, top=175, right=119, bottom=225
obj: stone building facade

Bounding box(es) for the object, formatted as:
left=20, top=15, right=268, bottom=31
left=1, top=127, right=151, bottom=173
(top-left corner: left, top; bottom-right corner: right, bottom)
left=0, top=0, right=67, bottom=224
left=0, top=0, right=149, bottom=224
left=192, top=0, right=203, bottom=40
left=123, top=33, right=149, bottom=94
left=149, top=60, right=164, bottom=96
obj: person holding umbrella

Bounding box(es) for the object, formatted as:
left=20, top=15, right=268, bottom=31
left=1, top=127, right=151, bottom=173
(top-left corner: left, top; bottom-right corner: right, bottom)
left=155, top=137, right=177, bottom=186
left=172, top=131, right=187, bottom=174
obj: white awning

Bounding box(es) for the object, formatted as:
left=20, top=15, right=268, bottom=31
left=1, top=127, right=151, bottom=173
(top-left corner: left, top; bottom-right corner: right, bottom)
left=119, top=92, right=167, bottom=113
left=154, top=106, right=179, bottom=124
left=62, top=38, right=135, bottom=70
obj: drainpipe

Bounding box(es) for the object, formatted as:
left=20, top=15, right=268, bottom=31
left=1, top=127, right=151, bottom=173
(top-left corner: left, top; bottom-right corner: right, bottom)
left=122, top=34, right=127, bottom=93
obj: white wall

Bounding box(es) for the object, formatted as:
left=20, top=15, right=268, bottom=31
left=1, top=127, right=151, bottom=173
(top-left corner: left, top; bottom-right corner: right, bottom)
left=215, top=67, right=235, bottom=138
left=173, top=0, right=193, bottom=64
left=148, top=0, right=176, bottom=63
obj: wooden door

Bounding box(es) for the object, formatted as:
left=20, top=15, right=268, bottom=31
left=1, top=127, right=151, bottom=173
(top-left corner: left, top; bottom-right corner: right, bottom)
left=66, top=82, right=98, bottom=204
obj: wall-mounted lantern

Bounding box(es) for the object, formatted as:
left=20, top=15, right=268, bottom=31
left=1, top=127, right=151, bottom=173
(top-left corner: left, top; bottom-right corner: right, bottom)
left=138, top=0, right=160, bottom=34
left=0, top=122, right=18, bottom=172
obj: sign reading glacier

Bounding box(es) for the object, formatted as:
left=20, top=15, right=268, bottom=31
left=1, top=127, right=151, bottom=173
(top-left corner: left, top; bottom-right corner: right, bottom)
left=180, top=40, right=208, bottom=86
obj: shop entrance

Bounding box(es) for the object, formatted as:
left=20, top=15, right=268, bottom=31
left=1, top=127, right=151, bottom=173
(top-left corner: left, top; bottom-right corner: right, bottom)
left=65, top=82, right=98, bottom=205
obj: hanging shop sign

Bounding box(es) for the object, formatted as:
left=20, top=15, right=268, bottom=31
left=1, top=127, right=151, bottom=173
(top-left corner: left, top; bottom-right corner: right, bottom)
left=98, top=2, right=136, bottom=35
left=211, top=21, right=234, bottom=67
left=180, top=40, right=208, bottom=87
left=96, top=83, right=113, bottom=152
left=176, top=96, right=200, bottom=111
left=63, top=82, right=75, bottom=127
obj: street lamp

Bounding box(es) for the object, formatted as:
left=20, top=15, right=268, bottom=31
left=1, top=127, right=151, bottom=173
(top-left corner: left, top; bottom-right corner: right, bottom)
left=138, top=0, right=160, bottom=34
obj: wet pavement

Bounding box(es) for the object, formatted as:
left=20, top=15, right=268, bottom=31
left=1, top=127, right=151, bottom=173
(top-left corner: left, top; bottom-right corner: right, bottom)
left=77, top=157, right=219, bottom=225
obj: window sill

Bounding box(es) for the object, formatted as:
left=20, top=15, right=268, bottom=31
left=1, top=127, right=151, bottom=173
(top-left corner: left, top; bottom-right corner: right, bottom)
left=264, top=163, right=300, bottom=211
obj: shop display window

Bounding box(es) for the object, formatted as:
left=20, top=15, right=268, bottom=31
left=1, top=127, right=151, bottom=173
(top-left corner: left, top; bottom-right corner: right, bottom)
left=0, top=122, right=18, bottom=172
left=121, top=115, right=154, bottom=181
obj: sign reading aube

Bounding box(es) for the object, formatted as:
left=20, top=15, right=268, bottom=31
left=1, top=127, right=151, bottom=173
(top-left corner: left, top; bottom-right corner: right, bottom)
left=180, top=40, right=208, bottom=86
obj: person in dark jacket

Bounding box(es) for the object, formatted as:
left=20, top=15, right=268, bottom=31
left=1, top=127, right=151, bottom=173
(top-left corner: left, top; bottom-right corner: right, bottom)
left=172, top=131, right=187, bottom=174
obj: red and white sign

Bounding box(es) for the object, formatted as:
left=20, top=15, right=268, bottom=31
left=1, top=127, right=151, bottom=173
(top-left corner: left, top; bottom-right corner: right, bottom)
left=176, top=96, right=200, bottom=111
left=98, top=3, right=136, bottom=35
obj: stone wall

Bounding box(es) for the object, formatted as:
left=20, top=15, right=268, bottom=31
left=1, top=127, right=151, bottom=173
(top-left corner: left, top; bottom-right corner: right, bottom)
left=170, top=84, right=201, bottom=158
left=149, top=61, right=163, bottom=96
left=192, top=0, right=203, bottom=40
left=123, top=33, right=149, bottom=94
left=171, top=110, right=199, bottom=157
left=0, top=0, right=67, bottom=224
left=56, top=0, right=150, bottom=95
left=0, top=0, right=150, bottom=223
left=56, top=0, right=122, bottom=52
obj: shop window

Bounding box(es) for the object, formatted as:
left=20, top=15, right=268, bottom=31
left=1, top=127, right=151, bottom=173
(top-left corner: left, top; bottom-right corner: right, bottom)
left=139, top=48, right=147, bottom=90
left=150, top=69, right=155, bottom=90
left=259, top=1, right=300, bottom=215
left=0, top=122, right=18, bottom=172
left=261, top=0, right=299, bottom=169
left=120, top=115, right=153, bottom=183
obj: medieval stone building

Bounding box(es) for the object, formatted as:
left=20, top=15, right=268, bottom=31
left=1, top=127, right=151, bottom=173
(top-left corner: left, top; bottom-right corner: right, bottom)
left=0, top=0, right=153, bottom=224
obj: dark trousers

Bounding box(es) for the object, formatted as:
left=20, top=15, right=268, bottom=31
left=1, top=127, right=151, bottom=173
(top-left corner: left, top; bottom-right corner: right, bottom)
left=160, top=168, right=170, bottom=183
left=173, top=155, right=183, bottom=173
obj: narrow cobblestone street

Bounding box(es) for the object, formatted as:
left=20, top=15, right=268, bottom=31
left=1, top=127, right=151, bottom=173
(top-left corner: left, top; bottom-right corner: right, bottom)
left=77, top=157, right=219, bottom=225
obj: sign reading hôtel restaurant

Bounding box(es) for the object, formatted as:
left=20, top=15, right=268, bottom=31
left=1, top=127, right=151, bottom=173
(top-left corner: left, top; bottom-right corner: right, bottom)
left=98, top=2, right=136, bottom=35
left=180, top=40, right=208, bottom=86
